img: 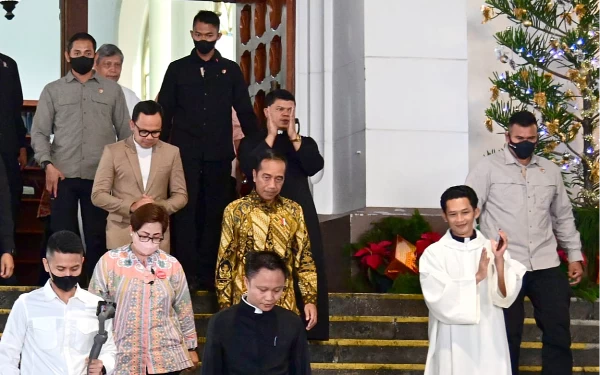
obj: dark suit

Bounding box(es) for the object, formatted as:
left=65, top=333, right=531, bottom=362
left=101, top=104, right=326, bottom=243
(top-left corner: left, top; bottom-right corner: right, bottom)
left=158, top=49, right=258, bottom=289
left=0, top=53, right=25, bottom=226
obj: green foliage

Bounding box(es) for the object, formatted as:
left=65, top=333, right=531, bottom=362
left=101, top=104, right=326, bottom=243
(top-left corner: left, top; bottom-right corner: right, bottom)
left=388, top=273, right=423, bottom=294
left=574, top=206, right=600, bottom=279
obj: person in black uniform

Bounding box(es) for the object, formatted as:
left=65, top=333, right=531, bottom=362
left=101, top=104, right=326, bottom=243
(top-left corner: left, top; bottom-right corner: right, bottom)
left=201, top=251, right=311, bottom=375
left=238, top=89, right=329, bottom=340
left=0, top=54, right=26, bottom=238
left=158, top=10, right=257, bottom=291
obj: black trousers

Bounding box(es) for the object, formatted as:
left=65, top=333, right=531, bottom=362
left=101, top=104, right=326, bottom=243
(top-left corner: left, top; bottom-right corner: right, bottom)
left=503, top=266, right=573, bottom=375
left=173, top=159, right=233, bottom=289
left=146, top=371, right=180, bottom=375
left=50, top=178, right=107, bottom=281
left=0, top=152, right=22, bottom=229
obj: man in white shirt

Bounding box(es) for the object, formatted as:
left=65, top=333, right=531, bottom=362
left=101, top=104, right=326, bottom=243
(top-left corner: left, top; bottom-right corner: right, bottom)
left=92, top=100, right=188, bottom=252
left=419, top=185, right=526, bottom=375
left=0, top=230, right=116, bottom=375
left=94, top=44, right=141, bottom=116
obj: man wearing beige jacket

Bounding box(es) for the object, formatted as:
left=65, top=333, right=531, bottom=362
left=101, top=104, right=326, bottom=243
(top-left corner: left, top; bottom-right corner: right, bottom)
left=92, top=100, right=187, bottom=252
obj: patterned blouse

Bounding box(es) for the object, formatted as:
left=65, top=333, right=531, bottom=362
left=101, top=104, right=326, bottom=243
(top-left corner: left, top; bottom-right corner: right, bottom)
left=216, top=190, right=318, bottom=313
left=89, top=245, right=197, bottom=374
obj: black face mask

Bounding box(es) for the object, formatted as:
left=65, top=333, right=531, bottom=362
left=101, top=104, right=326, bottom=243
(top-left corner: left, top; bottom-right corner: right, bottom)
left=70, top=56, right=94, bottom=75
left=508, top=139, right=536, bottom=159
left=50, top=272, right=79, bottom=292
left=194, top=40, right=216, bottom=55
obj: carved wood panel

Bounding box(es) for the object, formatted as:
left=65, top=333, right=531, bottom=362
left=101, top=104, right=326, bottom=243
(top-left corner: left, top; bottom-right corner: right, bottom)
left=237, top=0, right=292, bottom=125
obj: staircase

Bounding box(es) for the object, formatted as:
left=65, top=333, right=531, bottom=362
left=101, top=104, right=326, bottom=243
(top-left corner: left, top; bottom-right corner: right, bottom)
left=0, top=287, right=598, bottom=374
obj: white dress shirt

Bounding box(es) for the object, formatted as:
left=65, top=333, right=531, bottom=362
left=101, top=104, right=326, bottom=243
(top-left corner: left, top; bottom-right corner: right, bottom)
left=134, top=139, right=153, bottom=190
left=120, top=85, right=141, bottom=117
left=0, top=281, right=117, bottom=375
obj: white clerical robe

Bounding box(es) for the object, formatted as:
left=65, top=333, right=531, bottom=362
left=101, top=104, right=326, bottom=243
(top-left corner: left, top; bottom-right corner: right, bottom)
left=419, top=229, right=526, bottom=375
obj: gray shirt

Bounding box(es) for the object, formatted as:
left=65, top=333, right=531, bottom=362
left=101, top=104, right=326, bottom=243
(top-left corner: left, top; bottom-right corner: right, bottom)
left=31, top=71, right=131, bottom=180
left=466, top=147, right=583, bottom=271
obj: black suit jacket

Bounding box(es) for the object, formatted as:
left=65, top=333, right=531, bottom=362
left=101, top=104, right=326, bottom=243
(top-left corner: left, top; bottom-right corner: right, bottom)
left=0, top=53, right=26, bottom=156
left=158, top=49, right=258, bottom=161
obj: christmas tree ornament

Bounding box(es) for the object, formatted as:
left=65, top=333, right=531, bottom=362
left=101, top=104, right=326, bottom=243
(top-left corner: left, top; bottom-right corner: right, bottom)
left=561, top=12, right=573, bottom=25
left=546, top=119, right=560, bottom=135
left=513, top=8, right=527, bottom=20
left=549, top=38, right=560, bottom=48
left=523, top=20, right=533, bottom=27
left=574, top=4, right=586, bottom=18
left=500, top=53, right=510, bottom=63
left=546, top=1, right=554, bottom=11
left=534, top=92, right=548, bottom=108
left=565, top=89, right=575, bottom=100
left=520, top=70, right=529, bottom=81
left=485, top=118, right=493, bottom=132
left=481, top=5, right=494, bottom=24
left=490, top=86, right=500, bottom=101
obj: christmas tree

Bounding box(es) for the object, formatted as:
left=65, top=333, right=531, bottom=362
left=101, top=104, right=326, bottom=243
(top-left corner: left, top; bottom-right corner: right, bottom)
left=481, top=0, right=599, bottom=209
left=481, top=0, right=599, bottom=294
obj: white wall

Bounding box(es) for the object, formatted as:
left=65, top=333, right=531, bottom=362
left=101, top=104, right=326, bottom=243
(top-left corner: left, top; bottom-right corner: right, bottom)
left=0, top=0, right=60, bottom=100
left=467, top=0, right=510, bottom=169
left=89, top=0, right=122, bottom=48
left=363, top=0, right=470, bottom=208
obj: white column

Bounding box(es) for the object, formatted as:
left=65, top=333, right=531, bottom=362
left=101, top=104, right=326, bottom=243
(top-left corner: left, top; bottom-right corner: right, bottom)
left=363, top=0, right=469, bottom=208
left=149, top=0, right=172, bottom=99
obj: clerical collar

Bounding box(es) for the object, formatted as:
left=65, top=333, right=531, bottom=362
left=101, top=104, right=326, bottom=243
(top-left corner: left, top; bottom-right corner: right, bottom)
left=450, top=230, right=477, bottom=243
left=242, top=294, right=263, bottom=314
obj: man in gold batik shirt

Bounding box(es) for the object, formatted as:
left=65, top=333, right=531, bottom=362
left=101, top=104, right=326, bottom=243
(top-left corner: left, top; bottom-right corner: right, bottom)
left=216, top=149, right=319, bottom=330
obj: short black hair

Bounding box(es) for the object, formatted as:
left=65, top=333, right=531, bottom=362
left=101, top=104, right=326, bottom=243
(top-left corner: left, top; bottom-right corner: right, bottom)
left=193, top=10, right=220, bottom=29
left=265, top=89, right=296, bottom=107
left=508, top=111, right=537, bottom=129
left=440, top=185, right=479, bottom=213
left=132, top=100, right=164, bottom=123
left=67, top=32, right=97, bottom=53
left=46, top=230, right=85, bottom=258
left=96, top=43, right=124, bottom=64
left=244, top=251, right=289, bottom=280
left=255, top=149, right=287, bottom=172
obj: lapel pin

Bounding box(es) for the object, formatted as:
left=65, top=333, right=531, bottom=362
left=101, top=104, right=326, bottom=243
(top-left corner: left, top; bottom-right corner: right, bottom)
left=222, top=69, right=227, bottom=74
left=540, top=167, right=546, bottom=173
left=98, top=88, right=104, bottom=94
left=2, top=61, right=7, bottom=68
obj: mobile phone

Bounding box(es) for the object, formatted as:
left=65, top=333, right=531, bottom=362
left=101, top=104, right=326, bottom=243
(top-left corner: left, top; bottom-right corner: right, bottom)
left=495, top=232, right=505, bottom=250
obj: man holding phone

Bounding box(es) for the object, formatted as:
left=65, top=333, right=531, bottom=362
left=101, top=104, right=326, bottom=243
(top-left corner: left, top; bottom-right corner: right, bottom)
left=466, top=110, right=584, bottom=375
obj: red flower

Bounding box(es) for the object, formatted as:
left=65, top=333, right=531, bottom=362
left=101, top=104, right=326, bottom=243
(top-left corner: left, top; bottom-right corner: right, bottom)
left=155, top=270, right=167, bottom=279
left=415, top=232, right=443, bottom=258
left=354, top=241, right=393, bottom=270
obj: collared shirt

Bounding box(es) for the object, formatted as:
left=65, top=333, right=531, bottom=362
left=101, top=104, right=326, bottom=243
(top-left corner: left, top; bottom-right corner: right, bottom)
left=120, top=84, right=141, bottom=117
left=216, top=190, right=318, bottom=313
left=466, top=147, right=582, bottom=271
left=242, top=294, right=263, bottom=314
left=88, top=245, right=197, bottom=374
left=31, top=71, right=131, bottom=180
left=0, top=281, right=116, bottom=375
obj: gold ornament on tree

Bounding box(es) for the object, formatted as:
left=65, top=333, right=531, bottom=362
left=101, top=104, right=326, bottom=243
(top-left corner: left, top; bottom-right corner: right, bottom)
left=490, top=85, right=500, bottom=101
left=523, top=20, right=533, bottom=27
left=534, top=92, right=548, bottom=108
left=561, top=12, right=573, bottom=25
left=574, top=4, right=586, bottom=18
left=520, top=70, right=529, bottom=81
left=481, top=5, right=494, bottom=24
left=513, top=8, right=527, bottom=20
left=544, top=141, right=560, bottom=154
left=546, top=119, right=560, bottom=135
left=565, top=89, right=575, bottom=100
left=546, top=0, right=554, bottom=11
left=485, top=118, right=493, bottom=132
left=543, top=72, right=553, bottom=80
left=569, top=122, right=582, bottom=140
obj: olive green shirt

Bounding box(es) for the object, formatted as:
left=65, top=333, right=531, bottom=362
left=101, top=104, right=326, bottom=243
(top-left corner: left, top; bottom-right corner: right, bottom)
left=466, top=147, right=583, bottom=271
left=31, top=71, right=131, bottom=180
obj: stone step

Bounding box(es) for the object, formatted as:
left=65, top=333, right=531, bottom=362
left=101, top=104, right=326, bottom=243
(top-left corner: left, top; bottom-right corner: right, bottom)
left=1, top=288, right=598, bottom=320
left=2, top=311, right=596, bottom=343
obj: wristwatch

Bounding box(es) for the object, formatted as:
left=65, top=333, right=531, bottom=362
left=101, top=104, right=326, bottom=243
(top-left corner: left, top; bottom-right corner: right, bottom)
left=41, top=161, right=53, bottom=170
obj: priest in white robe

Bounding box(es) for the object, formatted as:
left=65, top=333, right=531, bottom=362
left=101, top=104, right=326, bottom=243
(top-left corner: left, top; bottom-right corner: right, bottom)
left=420, top=185, right=526, bottom=375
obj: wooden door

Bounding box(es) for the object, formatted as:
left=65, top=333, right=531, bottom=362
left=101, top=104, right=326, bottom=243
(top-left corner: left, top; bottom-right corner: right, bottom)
left=236, top=0, right=295, bottom=125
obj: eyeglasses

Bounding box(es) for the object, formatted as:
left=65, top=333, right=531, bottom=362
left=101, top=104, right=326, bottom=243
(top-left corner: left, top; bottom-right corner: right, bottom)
left=136, top=232, right=163, bottom=244
left=135, top=124, right=162, bottom=138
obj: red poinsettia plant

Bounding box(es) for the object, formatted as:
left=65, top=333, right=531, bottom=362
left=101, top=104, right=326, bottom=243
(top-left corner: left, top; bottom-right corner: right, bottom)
left=415, top=232, right=443, bottom=259
left=353, top=241, right=393, bottom=271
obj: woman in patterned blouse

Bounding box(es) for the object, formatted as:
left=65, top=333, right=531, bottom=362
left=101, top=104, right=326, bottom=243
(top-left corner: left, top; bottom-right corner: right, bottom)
left=89, top=203, right=199, bottom=375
